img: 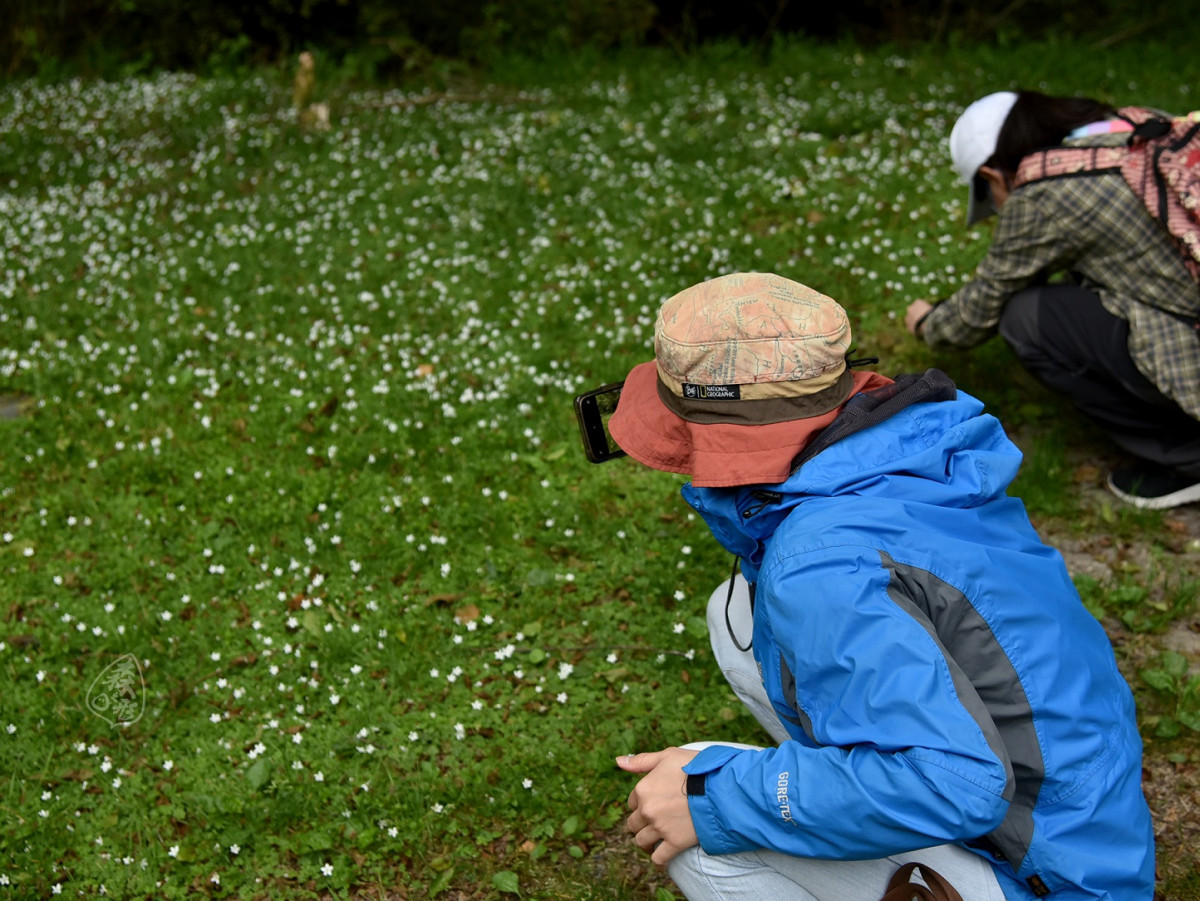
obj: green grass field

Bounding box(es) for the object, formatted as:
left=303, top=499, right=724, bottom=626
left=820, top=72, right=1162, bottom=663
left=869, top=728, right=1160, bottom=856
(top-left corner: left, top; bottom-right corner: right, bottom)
left=2, top=38, right=1197, bottom=898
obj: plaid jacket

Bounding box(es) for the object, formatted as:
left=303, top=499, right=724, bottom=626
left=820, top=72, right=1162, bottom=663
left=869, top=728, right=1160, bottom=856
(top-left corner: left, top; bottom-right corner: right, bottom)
left=922, top=142, right=1200, bottom=420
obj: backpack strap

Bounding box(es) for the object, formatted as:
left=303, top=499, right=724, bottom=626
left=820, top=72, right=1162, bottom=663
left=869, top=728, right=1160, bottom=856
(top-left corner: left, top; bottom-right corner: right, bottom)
left=1010, top=108, right=1200, bottom=292
left=1012, top=107, right=1166, bottom=189
left=1115, top=105, right=1174, bottom=140
left=1013, top=144, right=1126, bottom=188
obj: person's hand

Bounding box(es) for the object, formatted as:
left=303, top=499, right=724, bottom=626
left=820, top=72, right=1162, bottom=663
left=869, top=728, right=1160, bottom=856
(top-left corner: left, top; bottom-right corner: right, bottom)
left=905, top=299, right=934, bottom=337
left=618, top=748, right=701, bottom=867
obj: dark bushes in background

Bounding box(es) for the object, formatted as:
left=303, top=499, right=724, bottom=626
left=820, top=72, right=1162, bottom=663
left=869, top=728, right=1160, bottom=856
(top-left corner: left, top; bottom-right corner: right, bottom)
left=4, top=0, right=1199, bottom=79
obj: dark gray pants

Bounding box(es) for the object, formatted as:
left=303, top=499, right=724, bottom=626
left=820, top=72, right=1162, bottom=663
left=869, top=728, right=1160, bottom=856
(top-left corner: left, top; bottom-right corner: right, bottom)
left=998, top=284, right=1200, bottom=478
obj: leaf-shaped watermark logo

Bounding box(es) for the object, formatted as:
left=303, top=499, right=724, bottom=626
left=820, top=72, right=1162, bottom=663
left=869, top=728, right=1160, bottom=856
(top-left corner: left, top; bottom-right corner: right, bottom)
left=86, top=654, right=145, bottom=727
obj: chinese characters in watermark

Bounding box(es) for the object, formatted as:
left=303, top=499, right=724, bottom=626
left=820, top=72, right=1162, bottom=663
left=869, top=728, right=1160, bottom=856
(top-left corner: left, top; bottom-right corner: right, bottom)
left=86, top=654, right=145, bottom=727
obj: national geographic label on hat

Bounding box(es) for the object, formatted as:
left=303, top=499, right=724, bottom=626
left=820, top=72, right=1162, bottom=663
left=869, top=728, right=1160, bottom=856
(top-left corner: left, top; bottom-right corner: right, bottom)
left=683, top=383, right=742, bottom=400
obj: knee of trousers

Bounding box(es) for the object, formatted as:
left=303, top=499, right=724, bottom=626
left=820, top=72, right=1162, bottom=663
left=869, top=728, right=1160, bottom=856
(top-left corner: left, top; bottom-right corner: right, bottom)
left=997, top=289, right=1042, bottom=355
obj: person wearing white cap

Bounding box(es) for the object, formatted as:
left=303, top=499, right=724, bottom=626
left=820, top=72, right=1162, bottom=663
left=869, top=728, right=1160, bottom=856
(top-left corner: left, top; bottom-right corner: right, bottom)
left=904, top=90, right=1200, bottom=510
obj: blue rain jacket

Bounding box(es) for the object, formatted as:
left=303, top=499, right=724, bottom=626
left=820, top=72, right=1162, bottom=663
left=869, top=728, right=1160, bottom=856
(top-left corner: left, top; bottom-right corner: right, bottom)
left=679, top=373, right=1154, bottom=900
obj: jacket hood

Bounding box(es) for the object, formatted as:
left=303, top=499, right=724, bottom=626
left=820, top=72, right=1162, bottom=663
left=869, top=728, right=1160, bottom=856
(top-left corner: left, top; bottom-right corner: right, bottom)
left=681, top=370, right=1022, bottom=577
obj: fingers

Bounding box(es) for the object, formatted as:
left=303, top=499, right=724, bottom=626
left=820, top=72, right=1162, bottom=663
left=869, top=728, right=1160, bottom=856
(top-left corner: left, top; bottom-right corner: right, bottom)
left=631, top=822, right=659, bottom=854
left=625, top=808, right=646, bottom=834
left=649, top=835, right=684, bottom=868
left=615, top=750, right=666, bottom=774
left=628, top=820, right=686, bottom=868
left=631, top=823, right=681, bottom=867
left=619, top=746, right=701, bottom=868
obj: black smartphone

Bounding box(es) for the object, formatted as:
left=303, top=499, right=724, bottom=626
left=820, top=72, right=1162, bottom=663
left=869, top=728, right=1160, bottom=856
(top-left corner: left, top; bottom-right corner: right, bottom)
left=573, top=381, right=627, bottom=463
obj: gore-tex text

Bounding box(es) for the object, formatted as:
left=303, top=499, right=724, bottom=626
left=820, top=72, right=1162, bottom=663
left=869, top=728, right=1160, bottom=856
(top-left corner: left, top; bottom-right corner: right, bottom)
left=776, top=771, right=794, bottom=824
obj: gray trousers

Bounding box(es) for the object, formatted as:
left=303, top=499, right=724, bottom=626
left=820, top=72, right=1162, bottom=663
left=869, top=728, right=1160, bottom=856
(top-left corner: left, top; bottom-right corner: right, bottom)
left=998, top=284, right=1200, bottom=478
left=664, top=578, right=1007, bottom=901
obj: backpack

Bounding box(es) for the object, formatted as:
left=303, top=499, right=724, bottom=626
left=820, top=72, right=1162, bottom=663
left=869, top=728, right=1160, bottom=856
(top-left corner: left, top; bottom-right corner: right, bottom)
left=1013, top=106, right=1200, bottom=284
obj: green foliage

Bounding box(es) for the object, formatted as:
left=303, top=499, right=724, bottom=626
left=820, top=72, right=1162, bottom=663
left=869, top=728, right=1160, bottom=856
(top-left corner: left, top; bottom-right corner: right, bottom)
left=1139, top=651, right=1200, bottom=738
left=0, top=0, right=657, bottom=81
left=6, top=0, right=1200, bottom=81
left=1075, top=567, right=1200, bottom=634
left=855, top=0, right=1200, bottom=45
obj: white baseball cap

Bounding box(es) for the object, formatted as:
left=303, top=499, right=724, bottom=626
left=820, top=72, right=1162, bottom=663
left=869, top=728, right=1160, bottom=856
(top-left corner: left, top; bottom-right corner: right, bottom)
left=949, top=92, right=1018, bottom=225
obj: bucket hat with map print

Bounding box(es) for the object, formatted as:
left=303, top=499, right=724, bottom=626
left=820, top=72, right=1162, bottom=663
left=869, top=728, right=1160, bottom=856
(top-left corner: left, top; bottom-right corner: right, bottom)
left=609, top=272, right=891, bottom=488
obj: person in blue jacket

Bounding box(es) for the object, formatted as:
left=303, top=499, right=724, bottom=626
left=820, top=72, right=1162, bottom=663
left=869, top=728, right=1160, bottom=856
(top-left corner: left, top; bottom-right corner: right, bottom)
left=606, top=272, right=1154, bottom=900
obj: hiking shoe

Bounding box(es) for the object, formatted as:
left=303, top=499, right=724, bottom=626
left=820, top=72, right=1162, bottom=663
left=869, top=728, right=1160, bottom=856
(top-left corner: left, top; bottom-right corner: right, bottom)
left=1106, top=464, right=1200, bottom=510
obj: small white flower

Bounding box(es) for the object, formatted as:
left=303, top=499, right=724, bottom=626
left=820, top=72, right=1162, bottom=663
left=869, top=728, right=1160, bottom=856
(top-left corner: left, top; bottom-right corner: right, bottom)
left=168, top=846, right=179, bottom=858
left=321, top=862, right=334, bottom=877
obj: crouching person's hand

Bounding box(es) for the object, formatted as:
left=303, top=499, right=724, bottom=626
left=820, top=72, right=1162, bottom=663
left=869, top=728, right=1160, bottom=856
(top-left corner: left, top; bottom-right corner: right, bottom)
left=618, top=747, right=701, bottom=867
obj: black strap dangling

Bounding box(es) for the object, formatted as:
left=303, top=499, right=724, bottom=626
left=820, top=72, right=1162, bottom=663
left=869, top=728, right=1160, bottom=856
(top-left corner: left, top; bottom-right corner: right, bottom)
left=724, top=556, right=754, bottom=653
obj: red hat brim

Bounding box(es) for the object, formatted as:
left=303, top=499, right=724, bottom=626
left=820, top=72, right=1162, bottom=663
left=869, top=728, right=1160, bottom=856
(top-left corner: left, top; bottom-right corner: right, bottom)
left=609, top=360, right=892, bottom=488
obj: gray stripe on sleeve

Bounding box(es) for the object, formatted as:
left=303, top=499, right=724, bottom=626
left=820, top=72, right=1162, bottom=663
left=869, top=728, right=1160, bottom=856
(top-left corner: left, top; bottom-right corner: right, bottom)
left=880, top=551, right=1044, bottom=871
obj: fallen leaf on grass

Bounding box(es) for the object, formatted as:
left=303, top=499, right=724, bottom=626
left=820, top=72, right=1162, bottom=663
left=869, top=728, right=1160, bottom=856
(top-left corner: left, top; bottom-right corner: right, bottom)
left=455, top=603, right=481, bottom=623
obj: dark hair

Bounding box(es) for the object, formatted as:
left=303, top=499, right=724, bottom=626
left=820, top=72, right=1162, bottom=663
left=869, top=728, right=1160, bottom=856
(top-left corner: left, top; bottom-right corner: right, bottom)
left=985, top=90, right=1118, bottom=174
